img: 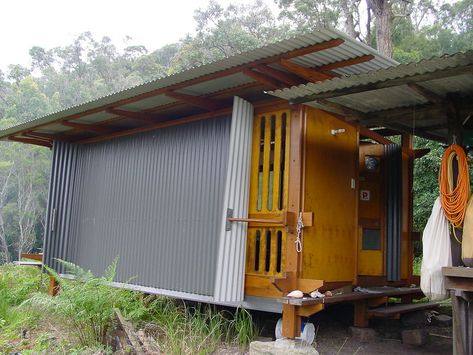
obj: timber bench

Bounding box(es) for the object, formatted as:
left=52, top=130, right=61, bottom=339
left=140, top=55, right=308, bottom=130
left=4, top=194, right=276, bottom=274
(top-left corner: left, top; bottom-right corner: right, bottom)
left=13, top=253, right=43, bottom=268
left=278, top=286, right=429, bottom=327
left=13, top=260, right=42, bottom=268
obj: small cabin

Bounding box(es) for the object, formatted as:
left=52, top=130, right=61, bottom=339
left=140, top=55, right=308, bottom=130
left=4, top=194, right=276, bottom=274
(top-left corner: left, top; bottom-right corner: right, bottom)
left=3, top=28, right=472, bottom=339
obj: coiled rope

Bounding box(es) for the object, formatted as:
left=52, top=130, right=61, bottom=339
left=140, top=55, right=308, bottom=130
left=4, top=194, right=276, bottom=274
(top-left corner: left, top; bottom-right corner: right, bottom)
left=439, top=144, right=470, bottom=229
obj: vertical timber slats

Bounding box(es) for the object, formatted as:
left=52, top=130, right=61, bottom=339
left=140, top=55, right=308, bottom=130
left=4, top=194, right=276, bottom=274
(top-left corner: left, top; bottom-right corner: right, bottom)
left=214, top=97, right=254, bottom=302
left=246, top=110, right=290, bottom=279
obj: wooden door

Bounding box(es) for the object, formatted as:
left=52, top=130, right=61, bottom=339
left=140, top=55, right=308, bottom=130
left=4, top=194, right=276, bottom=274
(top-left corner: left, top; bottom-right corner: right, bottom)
left=302, top=109, right=358, bottom=284
left=358, top=144, right=385, bottom=276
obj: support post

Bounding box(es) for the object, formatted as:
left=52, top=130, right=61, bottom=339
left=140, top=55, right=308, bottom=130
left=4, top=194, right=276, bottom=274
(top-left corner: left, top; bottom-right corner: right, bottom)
left=281, top=105, right=306, bottom=339
left=48, top=275, right=59, bottom=296
left=447, top=96, right=465, bottom=267
left=354, top=300, right=369, bottom=327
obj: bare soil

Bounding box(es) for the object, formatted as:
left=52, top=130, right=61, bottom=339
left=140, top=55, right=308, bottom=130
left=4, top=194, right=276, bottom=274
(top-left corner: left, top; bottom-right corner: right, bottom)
left=251, top=303, right=452, bottom=355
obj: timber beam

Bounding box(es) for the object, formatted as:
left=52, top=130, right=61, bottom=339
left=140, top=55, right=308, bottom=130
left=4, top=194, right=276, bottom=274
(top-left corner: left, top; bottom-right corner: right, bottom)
left=165, top=91, right=225, bottom=111
left=280, top=38, right=344, bottom=59
left=316, top=54, right=375, bottom=72
left=24, top=131, right=74, bottom=142
left=407, top=83, right=444, bottom=105
left=358, top=125, right=395, bottom=145
left=8, top=135, right=52, bottom=148
left=279, top=58, right=333, bottom=82
left=253, top=64, right=303, bottom=87
left=242, top=69, right=284, bottom=90
left=76, top=107, right=233, bottom=144
left=62, top=121, right=116, bottom=134
left=315, top=99, right=365, bottom=121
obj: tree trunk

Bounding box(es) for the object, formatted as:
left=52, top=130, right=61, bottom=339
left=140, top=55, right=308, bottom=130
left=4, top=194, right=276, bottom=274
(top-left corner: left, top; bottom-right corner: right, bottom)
left=341, top=0, right=357, bottom=38
left=376, top=1, right=393, bottom=58
left=367, top=0, right=394, bottom=58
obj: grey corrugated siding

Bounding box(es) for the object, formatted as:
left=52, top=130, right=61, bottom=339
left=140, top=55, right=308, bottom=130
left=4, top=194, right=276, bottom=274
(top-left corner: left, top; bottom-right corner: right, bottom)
left=385, top=144, right=402, bottom=281
left=44, top=117, right=230, bottom=296
left=214, top=97, right=254, bottom=302
left=43, top=141, right=80, bottom=274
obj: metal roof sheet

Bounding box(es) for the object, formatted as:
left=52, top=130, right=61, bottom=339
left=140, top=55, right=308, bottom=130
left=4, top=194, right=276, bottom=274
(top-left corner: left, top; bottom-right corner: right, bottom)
left=0, top=27, right=397, bottom=141
left=269, top=50, right=473, bottom=142
left=270, top=50, right=473, bottom=101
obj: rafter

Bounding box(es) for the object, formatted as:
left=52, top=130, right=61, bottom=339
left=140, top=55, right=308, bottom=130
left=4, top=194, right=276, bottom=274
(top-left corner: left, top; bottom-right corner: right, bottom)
left=386, top=122, right=446, bottom=143
left=242, top=69, right=284, bottom=89
left=9, top=136, right=52, bottom=148
left=315, top=99, right=366, bottom=121
left=23, top=131, right=72, bottom=141
left=281, top=38, right=345, bottom=60
left=279, top=58, right=333, bottom=82
left=253, top=64, right=303, bottom=87
left=106, top=108, right=157, bottom=123
left=407, top=83, right=444, bottom=105
left=316, top=54, right=375, bottom=72
left=62, top=121, right=115, bottom=134
left=165, top=91, right=225, bottom=111
left=358, top=126, right=395, bottom=145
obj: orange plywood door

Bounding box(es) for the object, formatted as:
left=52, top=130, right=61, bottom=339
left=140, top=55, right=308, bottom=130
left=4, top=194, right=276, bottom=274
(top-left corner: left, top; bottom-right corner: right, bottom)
left=302, top=108, right=358, bottom=283
left=358, top=144, right=385, bottom=276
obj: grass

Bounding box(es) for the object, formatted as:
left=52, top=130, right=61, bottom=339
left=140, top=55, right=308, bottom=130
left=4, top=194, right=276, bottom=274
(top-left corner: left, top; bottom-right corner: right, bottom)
left=0, top=260, right=259, bottom=354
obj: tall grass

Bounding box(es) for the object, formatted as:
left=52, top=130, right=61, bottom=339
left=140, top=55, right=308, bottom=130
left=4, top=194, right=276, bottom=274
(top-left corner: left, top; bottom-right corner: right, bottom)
left=0, top=264, right=46, bottom=353
left=16, top=259, right=259, bottom=353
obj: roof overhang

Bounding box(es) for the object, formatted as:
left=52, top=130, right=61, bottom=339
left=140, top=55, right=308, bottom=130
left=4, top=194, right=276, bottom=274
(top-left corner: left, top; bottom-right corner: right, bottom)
left=269, top=51, right=473, bottom=143
left=0, top=28, right=397, bottom=148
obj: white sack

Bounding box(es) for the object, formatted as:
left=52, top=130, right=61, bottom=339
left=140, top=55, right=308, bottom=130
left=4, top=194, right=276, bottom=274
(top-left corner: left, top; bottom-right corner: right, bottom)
left=420, top=197, right=452, bottom=301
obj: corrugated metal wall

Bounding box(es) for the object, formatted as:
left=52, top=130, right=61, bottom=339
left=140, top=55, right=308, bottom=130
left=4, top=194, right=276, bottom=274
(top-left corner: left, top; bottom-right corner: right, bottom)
left=385, top=144, right=402, bottom=281
left=43, top=141, right=80, bottom=274
left=214, top=97, right=254, bottom=302
left=44, top=117, right=231, bottom=296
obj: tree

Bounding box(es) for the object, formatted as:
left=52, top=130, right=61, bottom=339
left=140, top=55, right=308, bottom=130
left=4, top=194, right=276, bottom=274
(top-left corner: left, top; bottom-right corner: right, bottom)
left=170, top=0, right=288, bottom=71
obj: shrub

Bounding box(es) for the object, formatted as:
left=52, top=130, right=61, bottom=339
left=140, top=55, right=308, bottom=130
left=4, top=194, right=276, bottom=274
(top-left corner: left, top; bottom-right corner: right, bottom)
left=24, top=258, right=130, bottom=347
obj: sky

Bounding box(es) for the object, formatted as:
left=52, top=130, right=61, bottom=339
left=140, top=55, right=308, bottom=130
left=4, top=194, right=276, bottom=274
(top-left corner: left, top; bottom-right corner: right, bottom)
left=0, top=0, right=278, bottom=72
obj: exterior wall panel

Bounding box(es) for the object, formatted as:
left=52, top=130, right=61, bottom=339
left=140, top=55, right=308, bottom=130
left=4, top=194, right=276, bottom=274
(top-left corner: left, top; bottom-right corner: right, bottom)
left=44, top=117, right=230, bottom=296
left=214, top=97, right=254, bottom=302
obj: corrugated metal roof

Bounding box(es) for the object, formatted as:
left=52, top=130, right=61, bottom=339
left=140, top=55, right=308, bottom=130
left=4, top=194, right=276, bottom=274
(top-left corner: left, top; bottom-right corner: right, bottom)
left=269, top=50, right=473, bottom=142
left=270, top=50, right=473, bottom=101
left=0, top=27, right=397, bottom=141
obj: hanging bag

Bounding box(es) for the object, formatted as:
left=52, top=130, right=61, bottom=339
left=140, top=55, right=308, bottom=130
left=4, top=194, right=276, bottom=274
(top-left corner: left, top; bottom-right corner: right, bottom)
left=421, top=197, right=452, bottom=301
left=462, top=196, right=473, bottom=267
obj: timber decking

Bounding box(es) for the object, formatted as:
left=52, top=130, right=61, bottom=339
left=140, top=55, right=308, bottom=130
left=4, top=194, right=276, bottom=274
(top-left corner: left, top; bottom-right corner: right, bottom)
left=278, top=286, right=423, bottom=306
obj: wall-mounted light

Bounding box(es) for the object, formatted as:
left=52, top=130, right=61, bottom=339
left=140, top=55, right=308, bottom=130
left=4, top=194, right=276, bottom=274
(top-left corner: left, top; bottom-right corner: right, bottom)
left=331, top=128, right=346, bottom=136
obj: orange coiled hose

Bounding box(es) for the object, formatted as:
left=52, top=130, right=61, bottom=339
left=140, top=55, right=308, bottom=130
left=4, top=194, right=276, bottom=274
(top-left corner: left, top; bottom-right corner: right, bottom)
left=439, top=144, right=470, bottom=228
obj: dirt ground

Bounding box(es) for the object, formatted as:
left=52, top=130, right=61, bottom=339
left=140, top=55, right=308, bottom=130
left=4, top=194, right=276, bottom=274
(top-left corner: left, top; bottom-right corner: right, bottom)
left=252, top=303, right=453, bottom=355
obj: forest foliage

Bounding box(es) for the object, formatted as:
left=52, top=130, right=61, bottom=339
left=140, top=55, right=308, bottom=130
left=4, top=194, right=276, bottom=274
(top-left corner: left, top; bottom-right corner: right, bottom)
left=1, top=0, right=473, bottom=262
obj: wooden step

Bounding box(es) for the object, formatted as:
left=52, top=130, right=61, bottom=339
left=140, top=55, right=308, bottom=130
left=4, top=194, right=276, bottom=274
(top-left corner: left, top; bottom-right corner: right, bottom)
left=367, top=302, right=440, bottom=318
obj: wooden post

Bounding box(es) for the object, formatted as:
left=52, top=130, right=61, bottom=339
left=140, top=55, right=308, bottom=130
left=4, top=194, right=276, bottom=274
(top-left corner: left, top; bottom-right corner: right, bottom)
left=48, top=275, right=59, bottom=296
left=354, top=300, right=369, bottom=327
left=447, top=96, right=465, bottom=267
left=281, top=105, right=305, bottom=339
